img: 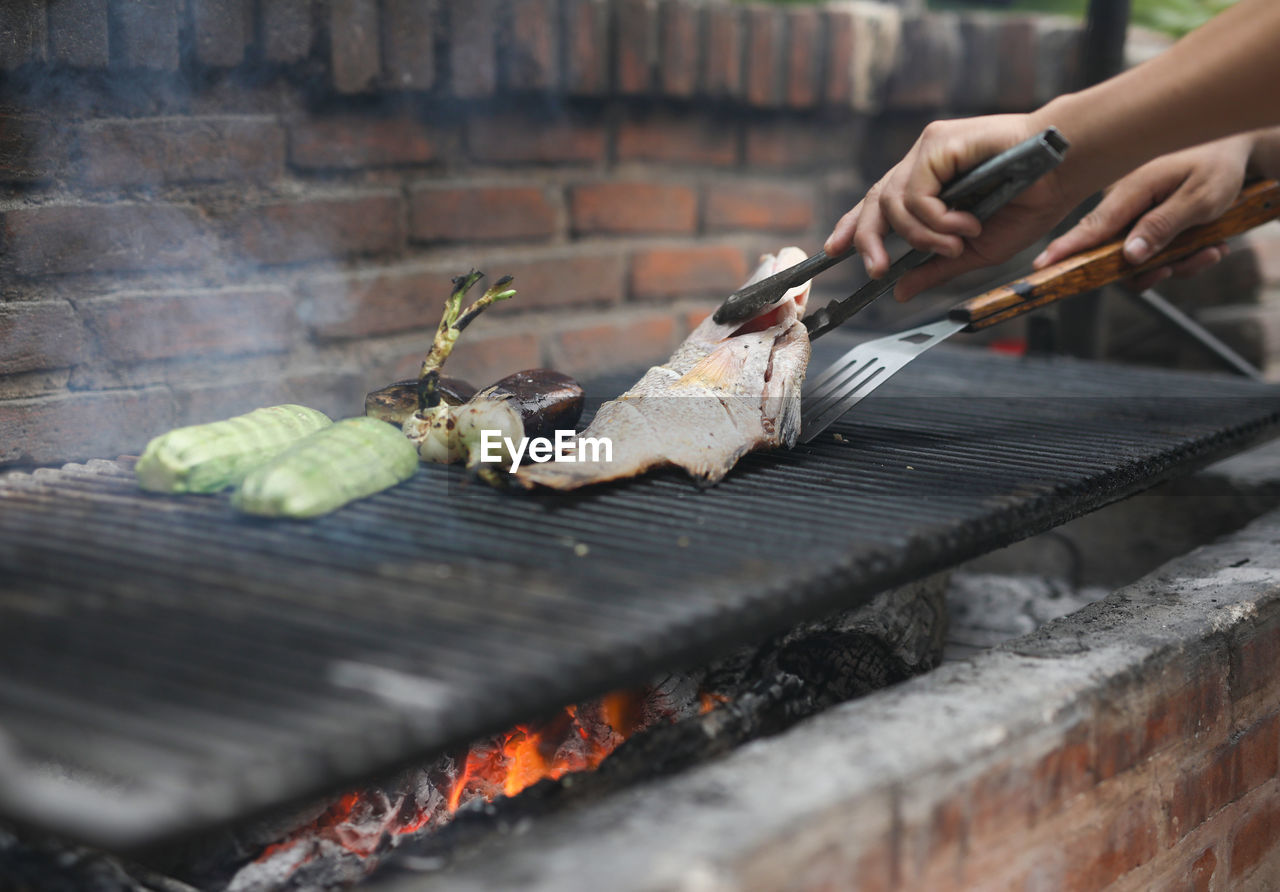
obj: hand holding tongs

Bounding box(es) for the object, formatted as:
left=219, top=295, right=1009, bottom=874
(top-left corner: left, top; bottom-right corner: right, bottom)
left=713, top=127, right=1071, bottom=332
left=798, top=178, right=1280, bottom=441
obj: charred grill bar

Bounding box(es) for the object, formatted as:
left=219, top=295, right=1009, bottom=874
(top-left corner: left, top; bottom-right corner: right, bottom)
left=0, top=340, right=1278, bottom=853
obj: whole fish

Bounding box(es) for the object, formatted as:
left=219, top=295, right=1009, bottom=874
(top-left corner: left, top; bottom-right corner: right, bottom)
left=516, top=247, right=812, bottom=489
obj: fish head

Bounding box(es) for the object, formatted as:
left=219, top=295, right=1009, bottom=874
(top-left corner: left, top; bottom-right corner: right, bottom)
left=689, top=247, right=812, bottom=349
left=674, top=247, right=813, bottom=401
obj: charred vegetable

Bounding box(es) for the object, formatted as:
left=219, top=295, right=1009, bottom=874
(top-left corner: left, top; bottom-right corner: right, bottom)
left=364, top=376, right=476, bottom=425
left=135, top=404, right=332, bottom=494
left=232, top=417, right=418, bottom=518
left=364, top=270, right=514, bottom=425
left=404, top=369, right=584, bottom=471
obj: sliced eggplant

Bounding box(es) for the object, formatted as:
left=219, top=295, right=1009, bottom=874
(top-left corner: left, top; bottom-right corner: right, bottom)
left=473, top=370, right=584, bottom=440
left=364, top=376, right=476, bottom=425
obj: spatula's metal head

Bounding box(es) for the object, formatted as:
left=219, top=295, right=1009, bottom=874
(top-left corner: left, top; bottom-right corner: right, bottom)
left=799, top=318, right=966, bottom=442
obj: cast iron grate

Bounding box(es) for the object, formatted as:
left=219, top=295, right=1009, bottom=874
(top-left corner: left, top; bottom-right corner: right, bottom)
left=0, top=339, right=1278, bottom=852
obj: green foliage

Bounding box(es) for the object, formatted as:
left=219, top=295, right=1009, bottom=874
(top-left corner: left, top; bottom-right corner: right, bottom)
left=925, top=0, right=1239, bottom=36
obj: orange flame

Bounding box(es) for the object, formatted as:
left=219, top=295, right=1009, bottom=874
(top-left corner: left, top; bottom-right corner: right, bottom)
left=254, top=688, right=656, bottom=867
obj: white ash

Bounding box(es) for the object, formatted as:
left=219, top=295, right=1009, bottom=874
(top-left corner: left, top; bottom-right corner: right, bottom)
left=944, top=572, right=1107, bottom=661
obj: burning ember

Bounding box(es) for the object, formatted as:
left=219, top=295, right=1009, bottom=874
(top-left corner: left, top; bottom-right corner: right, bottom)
left=231, top=689, right=675, bottom=890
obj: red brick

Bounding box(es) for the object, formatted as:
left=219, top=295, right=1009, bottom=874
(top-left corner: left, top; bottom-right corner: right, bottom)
left=549, top=315, right=677, bottom=378
left=80, top=288, right=295, bottom=362
left=616, top=113, right=737, bottom=166
left=0, top=1, right=46, bottom=69
left=426, top=331, right=541, bottom=386
left=704, top=181, right=813, bottom=233
left=1239, top=715, right=1280, bottom=793
left=904, top=795, right=968, bottom=887
left=1190, top=846, right=1217, bottom=892
left=410, top=186, right=557, bottom=243
left=0, top=301, right=85, bottom=375
left=1096, top=668, right=1226, bottom=780
left=616, top=0, right=657, bottom=94
left=1145, top=672, right=1225, bottom=753
left=448, top=0, right=499, bottom=98
left=954, top=16, right=1001, bottom=112
left=1035, top=22, right=1082, bottom=105
left=1230, top=799, right=1280, bottom=879
left=229, top=195, right=403, bottom=265
left=494, top=253, right=626, bottom=311
left=469, top=112, right=606, bottom=164
left=80, top=117, right=285, bottom=187
left=851, top=839, right=895, bottom=892
left=659, top=0, right=701, bottom=98
left=1231, top=613, right=1280, bottom=704
left=301, top=268, right=444, bottom=339
left=570, top=182, right=696, bottom=236
left=1170, top=746, right=1242, bottom=842
left=114, top=0, right=180, bottom=70
left=191, top=0, right=249, bottom=67
left=383, top=0, right=436, bottom=88
left=506, top=0, right=558, bottom=91
left=684, top=308, right=711, bottom=331
left=996, top=17, right=1038, bottom=112
left=823, top=8, right=854, bottom=108
left=968, top=764, right=1033, bottom=844
left=48, top=0, right=110, bottom=67
left=331, top=0, right=381, bottom=93
left=3, top=204, right=213, bottom=276
left=564, top=0, right=610, bottom=95
left=887, top=15, right=960, bottom=110
left=1067, top=796, right=1159, bottom=890
left=174, top=370, right=364, bottom=429
left=745, top=119, right=859, bottom=169
left=0, top=389, right=174, bottom=466
left=1029, top=721, right=1095, bottom=821
left=703, top=4, right=743, bottom=99
left=743, top=6, right=783, bottom=108
left=0, top=113, right=65, bottom=182
left=785, top=7, right=821, bottom=108
left=262, top=0, right=314, bottom=63
left=289, top=116, right=435, bottom=169
left=630, top=246, right=748, bottom=302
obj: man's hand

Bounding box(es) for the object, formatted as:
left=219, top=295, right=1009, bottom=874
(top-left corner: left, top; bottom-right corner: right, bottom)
left=1032, top=135, right=1255, bottom=291
left=823, top=114, right=1080, bottom=303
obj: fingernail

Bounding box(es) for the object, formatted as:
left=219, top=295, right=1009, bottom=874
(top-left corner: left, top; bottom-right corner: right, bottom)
left=1125, top=237, right=1151, bottom=264
left=863, top=257, right=875, bottom=278
left=1032, top=250, right=1049, bottom=268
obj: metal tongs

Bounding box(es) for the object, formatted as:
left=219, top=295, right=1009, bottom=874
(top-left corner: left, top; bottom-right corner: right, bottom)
left=713, top=127, right=1071, bottom=330
left=799, top=178, right=1280, bottom=441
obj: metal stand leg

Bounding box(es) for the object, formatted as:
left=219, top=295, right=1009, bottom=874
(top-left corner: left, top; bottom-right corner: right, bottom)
left=1126, top=288, right=1264, bottom=380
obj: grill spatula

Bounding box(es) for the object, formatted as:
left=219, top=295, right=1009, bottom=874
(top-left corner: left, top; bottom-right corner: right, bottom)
left=800, top=178, right=1280, bottom=442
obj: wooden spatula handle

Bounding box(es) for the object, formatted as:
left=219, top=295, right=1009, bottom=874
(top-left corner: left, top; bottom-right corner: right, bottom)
left=951, top=179, right=1280, bottom=331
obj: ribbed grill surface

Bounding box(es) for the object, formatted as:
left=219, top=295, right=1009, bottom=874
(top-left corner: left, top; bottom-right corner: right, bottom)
left=0, top=341, right=1277, bottom=850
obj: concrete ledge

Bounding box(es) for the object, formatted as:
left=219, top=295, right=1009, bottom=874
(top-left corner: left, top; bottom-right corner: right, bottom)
left=387, top=465, right=1280, bottom=890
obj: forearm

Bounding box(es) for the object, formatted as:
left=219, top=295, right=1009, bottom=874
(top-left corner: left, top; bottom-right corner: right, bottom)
left=1029, top=0, right=1280, bottom=203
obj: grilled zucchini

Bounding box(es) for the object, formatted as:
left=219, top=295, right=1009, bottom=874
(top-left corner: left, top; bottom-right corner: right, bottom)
left=232, top=417, right=419, bottom=518
left=135, top=404, right=333, bottom=494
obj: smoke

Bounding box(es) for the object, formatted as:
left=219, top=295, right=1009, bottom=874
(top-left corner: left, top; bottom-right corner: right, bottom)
left=0, top=52, right=412, bottom=468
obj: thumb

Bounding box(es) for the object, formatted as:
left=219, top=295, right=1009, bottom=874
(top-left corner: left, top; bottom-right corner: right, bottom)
left=1122, top=189, right=1214, bottom=265
left=1035, top=185, right=1153, bottom=269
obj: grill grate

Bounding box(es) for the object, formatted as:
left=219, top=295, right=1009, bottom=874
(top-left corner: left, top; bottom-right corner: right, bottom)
left=0, top=340, right=1278, bottom=851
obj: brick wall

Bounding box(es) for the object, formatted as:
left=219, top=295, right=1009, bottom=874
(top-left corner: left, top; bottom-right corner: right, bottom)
left=1, top=0, right=1092, bottom=467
